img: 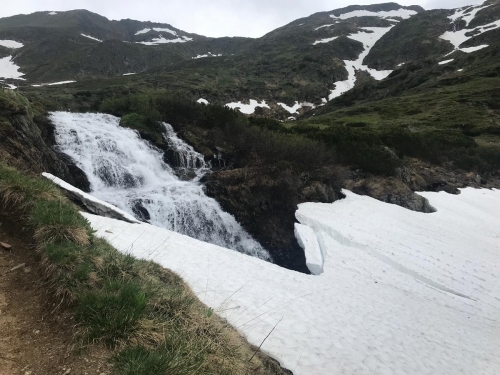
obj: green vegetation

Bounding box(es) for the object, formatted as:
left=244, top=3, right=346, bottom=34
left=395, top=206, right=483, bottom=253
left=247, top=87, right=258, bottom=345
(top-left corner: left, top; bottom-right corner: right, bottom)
left=0, top=163, right=290, bottom=375
left=101, top=92, right=336, bottom=169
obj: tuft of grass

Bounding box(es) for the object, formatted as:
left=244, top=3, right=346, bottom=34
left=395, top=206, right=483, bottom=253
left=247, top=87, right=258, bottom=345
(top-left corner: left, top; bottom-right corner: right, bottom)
left=0, top=164, right=61, bottom=209
left=31, top=199, right=91, bottom=245
left=76, top=280, right=148, bottom=347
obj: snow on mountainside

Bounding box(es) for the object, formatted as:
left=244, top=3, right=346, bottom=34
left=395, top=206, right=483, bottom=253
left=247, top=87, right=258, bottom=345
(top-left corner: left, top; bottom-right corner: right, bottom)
left=441, top=3, right=500, bottom=55
left=59, top=176, right=500, bottom=375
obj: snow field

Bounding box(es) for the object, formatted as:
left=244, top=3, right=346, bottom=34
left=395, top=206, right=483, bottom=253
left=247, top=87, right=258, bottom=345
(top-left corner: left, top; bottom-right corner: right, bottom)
left=78, top=184, right=500, bottom=375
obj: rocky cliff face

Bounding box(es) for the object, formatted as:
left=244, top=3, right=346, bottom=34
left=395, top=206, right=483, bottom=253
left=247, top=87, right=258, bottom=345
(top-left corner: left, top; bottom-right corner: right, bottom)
left=202, top=165, right=346, bottom=272
left=0, top=90, right=89, bottom=190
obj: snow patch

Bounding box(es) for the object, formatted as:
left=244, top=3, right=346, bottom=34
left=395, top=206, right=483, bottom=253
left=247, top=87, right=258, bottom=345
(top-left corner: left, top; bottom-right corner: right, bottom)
left=138, top=36, right=191, bottom=45
left=312, top=36, right=338, bottom=45
left=48, top=11, right=57, bottom=15
left=135, top=27, right=178, bottom=36
left=225, top=100, right=270, bottom=114
left=0, top=56, right=24, bottom=79
left=0, top=40, right=24, bottom=49
left=122, top=73, right=136, bottom=76
left=83, top=187, right=500, bottom=375
left=331, top=8, right=417, bottom=20
left=32, top=80, right=76, bottom=87
left=192, top=52, right=222, bottom=59
left=197, top=98, right=209, bottom=105
left=81, top=33, right=102, bottom=42
left=438, top=58, right=454, bottom=65
left=278, top=101, right=315, bottom=114
left=314, top=24, right=335, bottom=30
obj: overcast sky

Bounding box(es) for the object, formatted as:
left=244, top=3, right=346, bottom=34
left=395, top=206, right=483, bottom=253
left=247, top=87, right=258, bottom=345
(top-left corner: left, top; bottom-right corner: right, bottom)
left=0, top=0, right=484, bottom=38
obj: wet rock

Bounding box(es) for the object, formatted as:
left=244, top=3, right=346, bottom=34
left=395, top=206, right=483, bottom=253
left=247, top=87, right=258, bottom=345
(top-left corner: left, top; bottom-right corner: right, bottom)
left=348, top=177, right=436, bottom=213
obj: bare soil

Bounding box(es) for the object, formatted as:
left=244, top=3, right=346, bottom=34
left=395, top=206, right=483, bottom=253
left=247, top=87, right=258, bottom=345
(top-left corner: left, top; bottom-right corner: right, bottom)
left=0, top=219, right=112, bottom=375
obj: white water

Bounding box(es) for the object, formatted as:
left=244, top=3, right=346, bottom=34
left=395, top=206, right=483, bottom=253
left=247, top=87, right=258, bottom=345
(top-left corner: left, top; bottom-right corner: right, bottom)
left=161, top=123, right=207, bottom=176
left=49, top=112, right=270, bottom=260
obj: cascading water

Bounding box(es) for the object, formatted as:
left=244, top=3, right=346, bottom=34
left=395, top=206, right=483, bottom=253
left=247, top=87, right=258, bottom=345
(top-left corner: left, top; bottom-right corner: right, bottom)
left=161, top=123, right=207, bottom=177
left=50, top=112, right=270, bottom=261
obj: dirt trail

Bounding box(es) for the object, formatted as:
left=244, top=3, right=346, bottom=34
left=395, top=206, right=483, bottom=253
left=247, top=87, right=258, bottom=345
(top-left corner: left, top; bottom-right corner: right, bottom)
left=0, top=220, right=112, bottom=375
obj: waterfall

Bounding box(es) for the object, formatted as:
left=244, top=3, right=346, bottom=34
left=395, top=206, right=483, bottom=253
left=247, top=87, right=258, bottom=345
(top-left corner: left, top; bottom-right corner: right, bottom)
left=50, top=112, right=270, bottom=261
left=161, top=123, right=207, bottom=176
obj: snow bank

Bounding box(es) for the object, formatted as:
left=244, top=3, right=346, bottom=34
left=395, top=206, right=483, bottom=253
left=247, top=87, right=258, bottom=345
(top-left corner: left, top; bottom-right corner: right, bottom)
left=0, top=56, right=24, bottom=79
left=81, top=33, right=102, bottom=42
left=331, top=8, right=417, bottom=20
left=81, top=185, right=500, bottom=375
left=42, top=173, right=141, bottom=224
left=0, top=40, right=24, bottom=49
left=294, top=223, right=323, bottom=275
left=225, top=99, right=269, bottom=114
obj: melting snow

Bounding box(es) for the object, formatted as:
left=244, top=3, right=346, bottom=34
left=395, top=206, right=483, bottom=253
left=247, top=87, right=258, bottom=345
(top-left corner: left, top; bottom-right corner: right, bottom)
left=32, top=81, right=76, bottom=87
left=329, top=27, right=393, bottom=100
left=79, top=186, right=500, bottom=375
left=312, top=36, right=338, bottom=45
left=0, top=40, right=24, bottom=49
left=197, top=98, right=209, bottom=105
left=0, top=56, right=24, bottom=79
left=81, top=34, right=102, bottom=42
left=331, top=8, right=417, bottom=20
left=226, top=100, right=270, bottom=114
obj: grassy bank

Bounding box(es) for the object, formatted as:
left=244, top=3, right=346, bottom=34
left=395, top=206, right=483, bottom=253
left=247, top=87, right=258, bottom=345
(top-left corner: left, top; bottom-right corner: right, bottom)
left=0, top=163, right=289, bottom=375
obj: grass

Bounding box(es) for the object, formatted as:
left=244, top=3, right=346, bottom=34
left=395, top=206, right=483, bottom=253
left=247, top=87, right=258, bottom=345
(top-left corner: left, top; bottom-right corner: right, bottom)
left=0, top=163, right=290, bottom=375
